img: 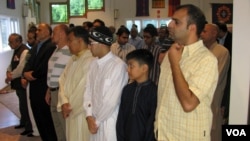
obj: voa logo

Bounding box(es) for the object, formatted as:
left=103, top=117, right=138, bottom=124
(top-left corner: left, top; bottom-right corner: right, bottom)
left=226, top=129, right=247, bottom=136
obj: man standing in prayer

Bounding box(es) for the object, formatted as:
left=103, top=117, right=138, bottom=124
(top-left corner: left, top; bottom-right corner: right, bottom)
left=45, top=24, right=71, bottom=141
left=84, top=26, right=128, bottom=141
left=154, top=4, right=218, bottom=141
left=57, top=26, right=94, bottom=141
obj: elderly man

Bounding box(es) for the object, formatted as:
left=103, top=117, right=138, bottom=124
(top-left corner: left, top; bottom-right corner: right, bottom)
left=23, top=23, right=57, bottom=141
left=201, top=23, right=230, bottom=141
left=57, top=26, right=94, bottom=141
left=6, top=33, right=32, bottom=135
left=45, top=24, right=71, bottom=141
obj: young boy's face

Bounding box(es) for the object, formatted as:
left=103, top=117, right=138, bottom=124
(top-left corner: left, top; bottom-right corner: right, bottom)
left=127, top=59, right=146, bottom=81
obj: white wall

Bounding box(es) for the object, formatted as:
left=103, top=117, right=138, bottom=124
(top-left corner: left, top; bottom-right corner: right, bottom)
left=229, top=0, right=250, bottom=124
left=0, top=51, right=13, bottom=88
left=0, top=0, right=25, bottom=88
left=40, top=0, right=232, bottom=28
left=40, top=0, right=115, bottom=27
left=0, top=0, right=26, bottom=36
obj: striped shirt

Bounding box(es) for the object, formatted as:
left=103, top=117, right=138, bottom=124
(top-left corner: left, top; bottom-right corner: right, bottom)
left=111, top=42, right=136, bottom=62
left=155, top=40, right=218, bottom=141
left=47, top=45, right=71, bottom=88
left=142, top=43, right=162, bottom=85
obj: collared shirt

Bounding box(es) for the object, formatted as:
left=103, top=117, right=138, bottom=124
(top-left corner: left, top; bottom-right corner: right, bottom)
left=111, top=42, right=136, bottom=61
left=36, top=38, right=49, bottom=54
left=142, top=43, right=162, bottom=85
left=218, top=32, right=228, bottom=46
left=128, top=36, right=144, bottom=49
left=47, top=45, right=71, bottom=88
left=116, top=80, right=157, bottom=141
left=72, top=49, right=88, bottom=61
left=155, top=40, right=218, bottom=141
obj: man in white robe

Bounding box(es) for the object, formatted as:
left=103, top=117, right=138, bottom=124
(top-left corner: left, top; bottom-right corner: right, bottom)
left=84, top=26, right=128, bottom=141
left=57, top=26, right=94, bottom=141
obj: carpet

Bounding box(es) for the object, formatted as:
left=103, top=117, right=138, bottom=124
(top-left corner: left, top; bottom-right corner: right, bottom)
left=0, top=126, right=41, bottom=141
left=0, top=90, right=42, bottom=141
left=0, top=132, right=20, bottom=141
left=0, top=91, right=20, bottom=118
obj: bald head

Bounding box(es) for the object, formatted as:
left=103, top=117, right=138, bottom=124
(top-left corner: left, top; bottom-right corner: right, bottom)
left=206, top=24, right=218, bottom=35
left=36, top=23, right=52, bottom=41
left=200, top=23, right=219, bottom=48
left=52, top=24, right=69, bottom=48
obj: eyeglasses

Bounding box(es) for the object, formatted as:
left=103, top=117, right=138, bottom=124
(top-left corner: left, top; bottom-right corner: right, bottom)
left=89, top=41, right=99, bottom=45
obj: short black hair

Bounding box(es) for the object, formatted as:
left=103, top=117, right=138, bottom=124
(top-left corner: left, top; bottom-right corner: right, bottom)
left=28, top=26, right=37, bottom=39
left=176, top=4, right=206, bottom=37
left=215, top=21, right=228, bottom=32
left=69, top=23, right=75, bottom=28
left=126, top=49, right=154, bottom=70
left=68, top=26, right=89, bottom=44
left=93, top=19, right=105, bottom=26
left=143, top=24, right=158, bottom=37
left=116, top=25, right=130, bottom=36
left=83, top=21, right=93, bottom=28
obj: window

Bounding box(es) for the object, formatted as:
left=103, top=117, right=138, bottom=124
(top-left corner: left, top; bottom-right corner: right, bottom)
left=125, top=18, right=171, bottom=33
left=0, top=15, right=20, bottom=52
left=50, top=3, right=69, bottom=24
left=69, top=0, right=86, bottom=17
left=87, top=0, right=104, bottom=11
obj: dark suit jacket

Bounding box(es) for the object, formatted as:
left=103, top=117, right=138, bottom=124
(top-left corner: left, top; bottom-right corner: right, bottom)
left=23, top=38, right=56, bottom=101
left=221, top=32, right=232, bottom=119
left=224, top=32, right=232, bottom=56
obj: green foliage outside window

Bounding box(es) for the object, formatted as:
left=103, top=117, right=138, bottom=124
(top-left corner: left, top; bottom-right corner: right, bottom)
left=88, top=0, right=104, bottom=10
left=50, top=3, right=69, bottom=24
left=50, top=0, right=105, bottom=23
left=69, top=0, right=86, bottom=16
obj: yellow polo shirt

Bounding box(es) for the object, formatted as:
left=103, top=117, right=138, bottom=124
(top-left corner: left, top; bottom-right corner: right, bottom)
left=155, top=40, right=218, bottom=141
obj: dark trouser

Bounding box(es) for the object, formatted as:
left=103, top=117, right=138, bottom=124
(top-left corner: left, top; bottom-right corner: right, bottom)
left=16, top=89, right=32, bottom=131
left=30, top=90, right=57, bottom=141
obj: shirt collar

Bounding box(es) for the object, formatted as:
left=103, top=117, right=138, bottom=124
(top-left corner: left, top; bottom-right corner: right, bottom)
left=182, top=40, right=204, bottom=58
left=72, top=49, right=88, bottom=61
left=136, top=79, right=151, bottom=87
left=97, top=51, right=113, bottom=66
left=38, top=38, right=50, bottom=46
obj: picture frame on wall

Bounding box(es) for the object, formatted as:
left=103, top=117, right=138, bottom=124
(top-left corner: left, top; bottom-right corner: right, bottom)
left=69, top=0, right=87, bottom=17
left=7, top=0, right=15, bottom=9
left=87, top=0, right=104, bottom=11
left=49, top=2, right=69, bottom=24
left=152, top=0, right=165, bottom=8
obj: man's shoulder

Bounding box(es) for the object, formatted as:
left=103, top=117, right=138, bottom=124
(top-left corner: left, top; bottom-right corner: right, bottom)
left=42, top=39, right=55, bottom=47
left=112, top=54, right=126, bottom=64
left=20, top=43, right=29, bottom=49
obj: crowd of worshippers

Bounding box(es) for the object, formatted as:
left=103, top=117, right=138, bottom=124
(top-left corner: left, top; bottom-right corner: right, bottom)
left=5, top=4, right=232, bottom=141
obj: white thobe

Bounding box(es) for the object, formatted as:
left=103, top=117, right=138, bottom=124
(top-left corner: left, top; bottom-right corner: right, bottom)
left=84, top=52, right=128, bottom=141
left=58, top=50, right=94, bottom=141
